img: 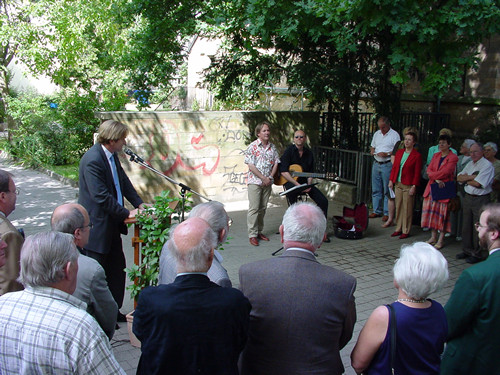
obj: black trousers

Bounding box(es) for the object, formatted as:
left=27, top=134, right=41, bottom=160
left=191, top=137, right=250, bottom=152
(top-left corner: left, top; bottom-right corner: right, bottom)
left=284, top=182, right=329, bottom=217
left=81, top=237, right=126, bottom=310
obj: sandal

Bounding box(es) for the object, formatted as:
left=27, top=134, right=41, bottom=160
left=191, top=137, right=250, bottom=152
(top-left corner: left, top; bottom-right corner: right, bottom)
left=426, top=239, right=437, bottom=245
left=434, top=242, right=444, bottom=250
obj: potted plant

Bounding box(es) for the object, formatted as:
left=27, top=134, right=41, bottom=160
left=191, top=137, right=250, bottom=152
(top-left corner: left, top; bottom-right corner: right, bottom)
left=125, top=189, right=191, bottom=346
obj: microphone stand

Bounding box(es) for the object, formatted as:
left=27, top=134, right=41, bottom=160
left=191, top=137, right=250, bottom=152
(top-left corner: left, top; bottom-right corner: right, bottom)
left=124, top=149, right=211, bottom=221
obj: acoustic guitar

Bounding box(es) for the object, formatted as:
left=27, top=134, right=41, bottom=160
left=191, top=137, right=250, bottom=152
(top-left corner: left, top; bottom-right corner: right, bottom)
left=274, top=164, right=337, bottom=186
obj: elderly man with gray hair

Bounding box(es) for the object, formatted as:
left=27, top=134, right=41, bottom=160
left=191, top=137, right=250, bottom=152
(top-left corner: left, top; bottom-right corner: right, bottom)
left=0, top=231, right=125, bottom=374
left=159, top=201, right=232, bottom=287
left=239, top=202, right=357, bottom=375
left=133, top=217, right=250, bottom=375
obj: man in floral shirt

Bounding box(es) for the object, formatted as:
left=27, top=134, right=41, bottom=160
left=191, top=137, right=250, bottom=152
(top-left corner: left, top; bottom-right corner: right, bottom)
left=245, top=121, right=280, bottom=246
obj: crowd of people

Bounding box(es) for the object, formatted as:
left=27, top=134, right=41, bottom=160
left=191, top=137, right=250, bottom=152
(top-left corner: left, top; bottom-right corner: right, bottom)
left=0, top=118, right=499, bottom=375
left=369, top=119, right=499, bottom=263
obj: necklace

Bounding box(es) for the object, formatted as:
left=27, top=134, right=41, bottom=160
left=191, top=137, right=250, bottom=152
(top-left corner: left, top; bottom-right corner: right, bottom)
left=396, top=298, right=427, bottom=304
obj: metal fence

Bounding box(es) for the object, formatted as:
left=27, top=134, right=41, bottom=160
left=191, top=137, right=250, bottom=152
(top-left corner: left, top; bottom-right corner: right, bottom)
left=313, top=146, right=373, bottom=203
left=320, top=112, right=451, bottom=152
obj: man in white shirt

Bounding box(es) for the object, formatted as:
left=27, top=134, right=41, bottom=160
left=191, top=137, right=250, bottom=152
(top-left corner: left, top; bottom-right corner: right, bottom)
left=457, top=142, right=494, bottom=263
left=369, top=117, right=400, bottom=221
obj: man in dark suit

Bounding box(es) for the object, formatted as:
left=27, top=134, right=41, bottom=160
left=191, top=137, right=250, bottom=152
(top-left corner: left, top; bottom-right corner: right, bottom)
left=78, top=120, right=146, bottom=317
left=239, top=202, right=357, bottom=375
left=133, top=217, right=251, bottom=375
left=441, top=202, right=500, bottom=374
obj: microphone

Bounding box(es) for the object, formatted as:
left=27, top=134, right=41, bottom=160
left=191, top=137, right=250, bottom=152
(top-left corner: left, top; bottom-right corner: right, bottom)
left=124, top=148, right=145, bottom=163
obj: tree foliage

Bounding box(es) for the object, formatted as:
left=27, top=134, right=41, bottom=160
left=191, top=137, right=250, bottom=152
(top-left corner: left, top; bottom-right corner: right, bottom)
left=203, top=0, right=499, bottom=146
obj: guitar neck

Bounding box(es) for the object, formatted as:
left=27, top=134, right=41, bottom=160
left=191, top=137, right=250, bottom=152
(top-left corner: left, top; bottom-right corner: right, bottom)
left=293, top=172, right=326, bottom=179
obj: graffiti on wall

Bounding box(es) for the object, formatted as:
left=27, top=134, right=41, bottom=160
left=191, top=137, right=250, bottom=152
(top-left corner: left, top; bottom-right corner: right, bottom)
left=138, top=116, right=250, bottom=197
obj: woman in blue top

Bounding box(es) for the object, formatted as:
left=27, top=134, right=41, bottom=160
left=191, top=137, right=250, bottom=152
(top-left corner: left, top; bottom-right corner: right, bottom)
left=351, top=242, right=449, bottom=375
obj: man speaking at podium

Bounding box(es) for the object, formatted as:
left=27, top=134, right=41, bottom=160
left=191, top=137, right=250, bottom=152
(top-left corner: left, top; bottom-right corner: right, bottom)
left=280, top=130, right=329, bottom=220
left=79, top=119, right=147, bottom=320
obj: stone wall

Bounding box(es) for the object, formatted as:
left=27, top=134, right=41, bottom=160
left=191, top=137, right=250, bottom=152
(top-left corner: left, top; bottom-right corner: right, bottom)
left=95, top=111, right=320, bottom=204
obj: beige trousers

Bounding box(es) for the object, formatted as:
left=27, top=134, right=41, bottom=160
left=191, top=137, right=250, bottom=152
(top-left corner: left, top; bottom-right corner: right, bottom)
left=395, top=181, right=415, bottom=235
left=247, top=184, right=272, bottom=237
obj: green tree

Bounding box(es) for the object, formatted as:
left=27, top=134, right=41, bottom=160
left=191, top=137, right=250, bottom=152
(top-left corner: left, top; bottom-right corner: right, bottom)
left=203, top=0, right=500, bottom=147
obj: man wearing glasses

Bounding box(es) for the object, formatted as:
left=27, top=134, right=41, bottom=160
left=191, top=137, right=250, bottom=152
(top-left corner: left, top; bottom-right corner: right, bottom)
left=159, top=201, right=233, bottom=287
left=457, top=142, right=494, bottom=263
left=280, top=130, right=330, bottom=240
left=0, top=169, right=24, bottom=296
left=441, top=203, right=500, bottom=375
left=51, top=203, right=118, bottom=339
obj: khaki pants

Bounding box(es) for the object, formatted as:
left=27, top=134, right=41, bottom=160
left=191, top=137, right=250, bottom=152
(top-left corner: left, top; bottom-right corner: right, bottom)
left=247, top=184, right=272, bottom=237
left=395, top=182, right=415, bottom=235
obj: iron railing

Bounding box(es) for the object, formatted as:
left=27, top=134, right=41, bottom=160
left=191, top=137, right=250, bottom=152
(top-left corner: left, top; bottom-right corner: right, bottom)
left=313, top=146, right=373, bottom=203
left=320, top=112, right=451, bottom=152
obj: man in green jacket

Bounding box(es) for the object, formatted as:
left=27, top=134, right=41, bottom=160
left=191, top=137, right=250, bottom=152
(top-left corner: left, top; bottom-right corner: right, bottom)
left=441, top=202, right=500, bottom=374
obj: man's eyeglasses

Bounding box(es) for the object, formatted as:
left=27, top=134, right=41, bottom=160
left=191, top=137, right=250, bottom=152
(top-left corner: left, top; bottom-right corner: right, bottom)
left=474, top=222, right=488, bottom=231
left=80, top=222, right=94, bottom=230
left=227, top=218, right=233, bottom=227
left=9, top=188, right=19, bottom=195
left=294, top=135, right=304, bottom=139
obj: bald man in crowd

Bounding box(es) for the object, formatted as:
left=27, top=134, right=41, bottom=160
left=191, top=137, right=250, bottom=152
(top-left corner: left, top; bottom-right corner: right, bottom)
left=51, top=203, right=118, bottom=339
left=133, top=217, right=250, bottom=375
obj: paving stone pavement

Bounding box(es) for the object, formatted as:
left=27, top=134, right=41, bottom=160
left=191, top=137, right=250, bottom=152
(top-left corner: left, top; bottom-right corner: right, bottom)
left=1, top=155, right=472, bottom=375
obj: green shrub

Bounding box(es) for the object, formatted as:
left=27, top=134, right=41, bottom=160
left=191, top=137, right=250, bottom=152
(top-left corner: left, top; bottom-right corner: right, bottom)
left=5, top=86, right=129, bottom=167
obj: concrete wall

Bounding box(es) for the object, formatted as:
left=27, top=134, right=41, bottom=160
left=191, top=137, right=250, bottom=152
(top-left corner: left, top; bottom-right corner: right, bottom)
left=95, top=111, right=320, bottom=204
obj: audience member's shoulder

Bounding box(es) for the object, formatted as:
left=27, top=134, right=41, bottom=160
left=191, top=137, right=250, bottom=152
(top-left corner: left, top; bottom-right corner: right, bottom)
left=78, top=254, right=102, bottom=270
left=317, top=262, right=356, bottom=285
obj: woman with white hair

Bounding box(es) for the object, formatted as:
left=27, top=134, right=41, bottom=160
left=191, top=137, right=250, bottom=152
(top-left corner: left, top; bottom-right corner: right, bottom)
left=351, top=242, right=449, bottom=375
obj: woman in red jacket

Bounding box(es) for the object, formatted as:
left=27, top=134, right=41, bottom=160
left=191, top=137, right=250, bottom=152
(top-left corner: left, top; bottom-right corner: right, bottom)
left=388, top=131, right=422, bottom=239
left=421, top=134, right=458, bottom=249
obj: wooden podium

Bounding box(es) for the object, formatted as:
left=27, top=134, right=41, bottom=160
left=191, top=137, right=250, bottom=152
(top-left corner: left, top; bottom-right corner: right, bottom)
left=124, top=217, right=143, bottom=268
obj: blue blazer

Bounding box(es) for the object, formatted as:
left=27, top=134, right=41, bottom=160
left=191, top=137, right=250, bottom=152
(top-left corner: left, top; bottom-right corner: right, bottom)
left=78, top=143, right=143, bottom=254
left=133, top=274, right=251, bottom=375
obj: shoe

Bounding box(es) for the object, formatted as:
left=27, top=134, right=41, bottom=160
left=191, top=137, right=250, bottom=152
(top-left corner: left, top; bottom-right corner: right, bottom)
left=466, top=256, right=482, bottom=264
left=434, top=242, right=444, bottom=250
left=399, top=233, right=410, bottom=239
left=323, top=236, right=331, bottom=243
left=422, top=227, right=430, bottom=232
left=426, top=239, right=437, bottom=245
left=117, top=312, right=127, bottom=322
left=249, top=237, right=259, bottom=246
left=257, top=233, right=270, bottom=241
left=456, top=236, right=462, bottom=241
left=444, top=233, right=451, bottom=238
left=382, top=215, right=389, bottom=222
left=369, top=213, right=382, bottom=218
left=455, top=252, right=468, bottom=260
left=391, top=231, right=402, bottom=237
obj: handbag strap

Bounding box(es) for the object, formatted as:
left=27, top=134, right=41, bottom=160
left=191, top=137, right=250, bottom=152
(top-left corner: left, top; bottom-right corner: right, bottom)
left=387, top=304, right=397, bottom=374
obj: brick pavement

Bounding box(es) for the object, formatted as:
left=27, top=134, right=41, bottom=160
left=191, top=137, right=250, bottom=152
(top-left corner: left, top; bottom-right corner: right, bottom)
left=1, top=156, right=471, bottom=375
